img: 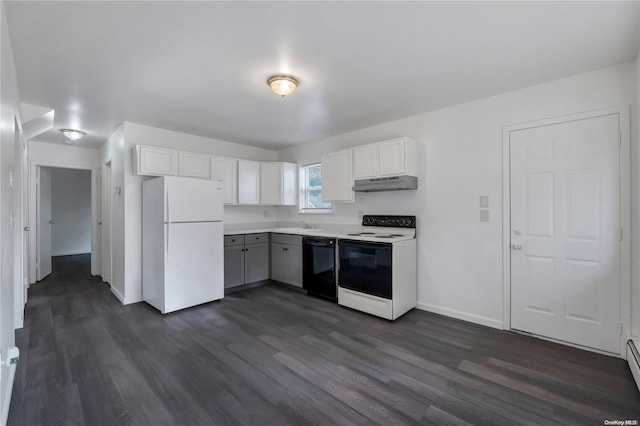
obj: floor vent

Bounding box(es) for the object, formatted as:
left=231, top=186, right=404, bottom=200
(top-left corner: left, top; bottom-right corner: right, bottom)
left=627, top=339, right=640, bottom=393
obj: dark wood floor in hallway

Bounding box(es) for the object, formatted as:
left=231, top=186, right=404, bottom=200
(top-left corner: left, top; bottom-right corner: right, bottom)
left=8, top=254, right=640, bottom=425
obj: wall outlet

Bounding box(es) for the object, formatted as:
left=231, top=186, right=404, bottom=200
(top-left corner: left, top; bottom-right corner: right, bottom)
left=288, top=210, right=292, bottom=218
left=263, top=210, right=268, bottom=218
left=480, top=209, right=489, bottom=222
left=480, top=196, right=489, bottom=208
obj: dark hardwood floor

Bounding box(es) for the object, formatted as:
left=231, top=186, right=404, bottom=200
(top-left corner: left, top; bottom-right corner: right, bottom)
left=8, top=254, right=640, bottom=425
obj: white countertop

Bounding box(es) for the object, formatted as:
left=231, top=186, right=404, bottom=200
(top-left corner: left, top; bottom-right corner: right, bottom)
left=224, top=227, right=343, bottom=238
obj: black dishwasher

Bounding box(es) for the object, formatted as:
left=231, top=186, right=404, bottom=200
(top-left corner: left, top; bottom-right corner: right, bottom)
left=302, top=237, right=337, bottom=302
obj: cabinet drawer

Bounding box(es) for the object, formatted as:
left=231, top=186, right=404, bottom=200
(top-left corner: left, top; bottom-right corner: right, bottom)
left=271, top=233, right=302, bottom=246
left=224, top=235, right=245, bottom=246
left=244, top=233, right=269, bottom=244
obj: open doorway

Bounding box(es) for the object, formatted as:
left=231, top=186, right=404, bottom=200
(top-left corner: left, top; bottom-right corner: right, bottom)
left=36, top=166, right=92, bottom=281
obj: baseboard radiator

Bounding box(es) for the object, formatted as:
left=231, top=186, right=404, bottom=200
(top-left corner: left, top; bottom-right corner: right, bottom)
left=628, top=340, right=640, bottom=393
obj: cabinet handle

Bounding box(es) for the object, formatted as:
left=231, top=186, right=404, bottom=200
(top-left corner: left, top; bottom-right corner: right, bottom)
left=245, top=248, right=249, bottom=251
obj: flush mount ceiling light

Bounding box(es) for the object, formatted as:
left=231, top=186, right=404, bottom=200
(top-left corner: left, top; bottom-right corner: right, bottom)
left=60, top=128, right=86, bottom=141
left=267, top=75, right=298, bottom=97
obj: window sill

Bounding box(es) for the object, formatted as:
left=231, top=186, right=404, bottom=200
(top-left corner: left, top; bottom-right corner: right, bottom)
left=299, top=209, right=333, bottom=215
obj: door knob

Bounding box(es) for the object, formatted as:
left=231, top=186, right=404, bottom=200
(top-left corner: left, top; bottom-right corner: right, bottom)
left=49, top=220, right=56, bottom=224
left=98, top=222, right=102, bottom=226
left=514, top=230, right=521, bottom=235
left=24, top=227, right=30, bottom=231
left=512, top=244, right=522, bottom=250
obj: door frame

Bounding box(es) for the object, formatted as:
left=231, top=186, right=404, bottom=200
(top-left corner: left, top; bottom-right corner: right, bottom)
left=29, top=161, right=100, bottom=284
left=501, top=106, right=631, bottom=357
left=101, top=160, right=112, bottom=284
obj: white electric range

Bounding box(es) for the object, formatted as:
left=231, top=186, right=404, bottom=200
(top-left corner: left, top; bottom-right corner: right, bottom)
left=337, top=215, right=417, bottom=320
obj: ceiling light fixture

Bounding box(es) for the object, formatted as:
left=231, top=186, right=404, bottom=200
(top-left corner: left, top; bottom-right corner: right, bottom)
left=60, top=128, right=86, bottom=141
left=267, top=75, right=298, bottom=97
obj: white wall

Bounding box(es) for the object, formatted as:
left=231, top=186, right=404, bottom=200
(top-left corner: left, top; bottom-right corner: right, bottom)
left=101, top=122, right=280, bottom=303
left=29, top=140, right=99, bottom=169
left=50, top=168, right=92, bottom=256
left=0, top=2, right=21, bottom=422
left=100, top=125, right=125, bottom=301
left=634, top=50, right=640, bottom=338
left=277, top=62, right=637, bottom=329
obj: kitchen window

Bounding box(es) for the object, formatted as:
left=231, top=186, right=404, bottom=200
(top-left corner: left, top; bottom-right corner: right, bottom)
left=299, top=163, right=332, bottom=214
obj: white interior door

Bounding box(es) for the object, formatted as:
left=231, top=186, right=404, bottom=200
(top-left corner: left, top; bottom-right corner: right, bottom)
left=102, top=162, right=112, bottom=284
left=510, top=114, right=621, bottom=354
left=22, top=138, right=28, bottom=295
left=37, top=166, right=52, bottom=281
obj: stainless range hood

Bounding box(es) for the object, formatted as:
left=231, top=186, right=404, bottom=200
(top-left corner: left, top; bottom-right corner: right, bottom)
left=353, top=175, right=418, bottom=192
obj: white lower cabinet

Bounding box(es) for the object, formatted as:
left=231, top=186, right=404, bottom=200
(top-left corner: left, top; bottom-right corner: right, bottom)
left=270, top=234, right=302, bottom=287
left=224, top=233, right=270, bottom=289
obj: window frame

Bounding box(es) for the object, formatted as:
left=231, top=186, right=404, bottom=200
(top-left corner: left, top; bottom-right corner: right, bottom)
left=299, top=162, right=333, bottom=214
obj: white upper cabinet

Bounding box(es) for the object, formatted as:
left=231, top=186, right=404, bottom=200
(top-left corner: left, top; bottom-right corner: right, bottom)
left=353, top=137, right=418, bottom=179
left=260, top=162, right=297, bottom=205
left=178, top=151, right=211, bottom=179
left=353, top=144, right=378, bottom=179
left=212, top=157, right=238, bottom=204
left=321, top=149, right=354, bottom=203
left=238, top=160, right=260, bottom=204
left=135, top=146, right=177, bottom=176
left=378, top=138, right=417, bottom=176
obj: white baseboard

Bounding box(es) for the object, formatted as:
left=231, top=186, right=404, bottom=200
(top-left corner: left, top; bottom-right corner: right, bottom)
left=109, top=285, right=142, bottom=306
left=627, top=339, right=640, bottom=393
left=124, top=295, right=143, bottom=305
left=110, top=285, right=125, bottom=304
left=416, top=302, right=504, bottom=329
left=1, top=361, right=17, bottom=425
left=52, top=250, right=90, bottom=257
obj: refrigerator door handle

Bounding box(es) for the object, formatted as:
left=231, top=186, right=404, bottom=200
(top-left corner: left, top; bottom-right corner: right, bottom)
left=166, top=186, right=170, bottom=256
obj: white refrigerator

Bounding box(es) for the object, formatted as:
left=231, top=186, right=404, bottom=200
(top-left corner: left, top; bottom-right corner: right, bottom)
left=142, top=176, right=224, bottom=314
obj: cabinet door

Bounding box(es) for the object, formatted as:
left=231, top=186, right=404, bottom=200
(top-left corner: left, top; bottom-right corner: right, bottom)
left=238, top=160, right=260, bottom=204
left=179, top=152, right=211, bottom=179
left=244, top=243, right=269, bottom=283
left=286, top=244, right=303, bottom=288
left=321, top=150, right=354, bottom=203
left=137, top=146, right=177, bottom=176
left=353, top=144, right=378, bottom=179
left=260, top=163, right=283, bottom=205
left=281, top=163, right=297, bottom=206
left=270, top=243, right=288, bottom=283
left=378, top=138, right=405, bottom=176
left=212, top=157, right=238, bottom=204
left=224, top=245, right=245, bottom=288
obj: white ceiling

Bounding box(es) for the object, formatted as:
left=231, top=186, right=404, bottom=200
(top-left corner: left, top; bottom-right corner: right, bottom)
left=5, top=1, right=640, bottom=150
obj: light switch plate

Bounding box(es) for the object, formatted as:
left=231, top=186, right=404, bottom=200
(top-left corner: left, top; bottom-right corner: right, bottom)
left=480, top=209, right=489, bottom=222
left=480, top=196, right=489, bottom=208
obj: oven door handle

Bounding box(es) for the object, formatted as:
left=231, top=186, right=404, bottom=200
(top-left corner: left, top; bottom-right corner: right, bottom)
left=338, top=239, right=392, bottom=251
